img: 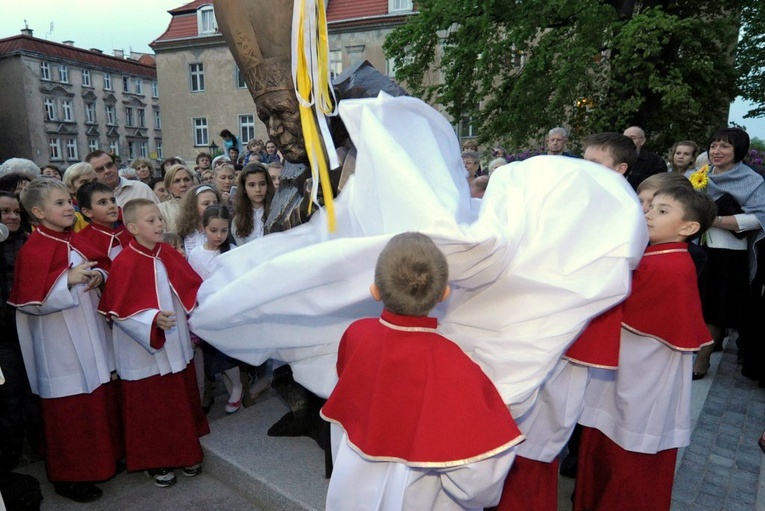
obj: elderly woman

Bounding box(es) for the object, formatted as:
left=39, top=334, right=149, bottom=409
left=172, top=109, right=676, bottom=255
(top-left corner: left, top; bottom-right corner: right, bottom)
left=689, top=128, right=765, bottom=379
left=159, top=164, right=195, bottom=234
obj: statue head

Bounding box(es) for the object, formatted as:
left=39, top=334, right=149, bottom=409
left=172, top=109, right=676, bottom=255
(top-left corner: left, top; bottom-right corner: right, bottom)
left=215, top=0, right=308, bottom=164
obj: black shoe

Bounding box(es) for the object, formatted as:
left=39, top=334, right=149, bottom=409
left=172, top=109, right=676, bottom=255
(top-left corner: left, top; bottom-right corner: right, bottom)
left=692, top=372, right=707, bottom=381
left=53, top=482, right=103, bottom=503
left=559, top=453, right=578, bottom=479
left=115, top=458, right=127, bottom=475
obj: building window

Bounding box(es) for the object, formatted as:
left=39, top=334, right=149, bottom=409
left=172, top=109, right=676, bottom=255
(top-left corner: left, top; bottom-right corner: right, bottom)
left=156, top=140, right=163, bottom=159
left=198, top=5, right=217, bottom=35
left=85, top=102, right=96, bottom=123
left=58, top=65, right=69, bottom=83
left=152, top=80, right=159, bottom=98
left=329, top=50, right=342, bottom=79
left=62, top=100, right=73, bottom=122
left=44, top=98, right=56, bottom=121
left=88, top=138, right=99, bottom=152
left=193, top=117, right=209, bottom=146
left=239, top=114, right=255, bottom=144
left=154, top=110, right=161, bottom=129
left=457, top=115, right=477, bottom=139
left=235, top=67, right=247, bottom=88
left=49, top=138, right=62, bottom=160
left=40, top=61, right=51, bottom=80
left=125, top=107, right=134, bottom=127
left=135, top=78, right=143, bottom=95
left=137, top=108, right=146, bottom=128
left=128, top=141, right=137, bottom=159
left=189, top=63, right=205, bottom=92
left=123, top=76, right=130, bottom=94
left=139, top=141, right=148, bottom=158
left=66, top=139, right=78, bottom=160
left=104, top=73, right=112, bottom=90
left=106, top=105, right=116, bottom=125
left=109, top=139, right=119, bottom=156
left=388, top=0, right=413, bottom=12
left=82, top=69, right=91, bottom=86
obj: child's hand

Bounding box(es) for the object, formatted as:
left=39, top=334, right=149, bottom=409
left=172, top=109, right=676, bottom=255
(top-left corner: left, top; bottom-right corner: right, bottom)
left=85, top=271, right=103, bottom=291
left=67, top=261, right=99, bottom=288
left=155, top=311, right=177, bottom=331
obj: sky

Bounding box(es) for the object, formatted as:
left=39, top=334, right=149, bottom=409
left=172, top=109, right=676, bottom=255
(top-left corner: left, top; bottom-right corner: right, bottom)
left=1, top=0, right=763, bottom=141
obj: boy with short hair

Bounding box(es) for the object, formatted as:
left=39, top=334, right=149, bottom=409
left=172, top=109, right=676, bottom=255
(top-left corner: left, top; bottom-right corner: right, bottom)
left=72, top=182, right=132, bottom=268
left=574, top=186, right=717, bottom=510
left=9, top=178, right=122, bottom=503
left=98, top=198, right=209, bottom=488
left=582, top=132, right=638, bottom=176
left=321, top=232, right=522, bottom=511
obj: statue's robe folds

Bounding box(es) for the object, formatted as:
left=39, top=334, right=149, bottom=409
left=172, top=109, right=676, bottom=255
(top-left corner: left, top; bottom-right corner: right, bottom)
left=189, top=94, right=647, bottom=414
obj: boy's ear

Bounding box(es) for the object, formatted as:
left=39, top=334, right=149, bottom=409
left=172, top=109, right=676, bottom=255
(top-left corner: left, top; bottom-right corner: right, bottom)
left=29, top=205, right=45, bottom=221
left=439, top=285, right=451, bottom=303
left=126, top=222, right=139, bottom=235
left=80, top=206, right=94, bottom=220
left=369, top=283, right=381, bottom=302
left=615, top=162, right=629, bottom=175
left=679, top=220, right=700, bottom=238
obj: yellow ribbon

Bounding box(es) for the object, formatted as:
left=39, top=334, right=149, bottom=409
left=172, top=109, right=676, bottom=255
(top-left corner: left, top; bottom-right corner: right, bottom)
left=293, top=0, right=338, bottom=231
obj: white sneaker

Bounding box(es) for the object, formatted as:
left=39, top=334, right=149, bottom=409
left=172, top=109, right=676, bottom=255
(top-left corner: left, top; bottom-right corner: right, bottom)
left=145, top=468, right=176, bottom=488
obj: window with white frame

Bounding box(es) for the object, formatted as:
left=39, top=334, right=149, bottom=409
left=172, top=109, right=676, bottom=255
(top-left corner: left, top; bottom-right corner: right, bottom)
left=106, top=105, right=116, bottom=125
left=104, top=73, right=112, bottom=90
left=88, top=138, right=99, bottom=152
left=198, top=5, right=217, bottom=34
left=62, top=99, right=73, bottom=122
left=137, top=108, right=146, bottom=128
left=109, top=139, right=119, bottom=156
left=239, top=114, right=255, bottom=144
left=154, top=110, right=161, bottom=129
left=82, top=69, right=91, bottom=86
left=139, top=141, right=148, bottom=158
left=156, top=140, right=163, bottom=159
left=49, top=138, right=62, bottom=160
left=66, top=139, right=78, bottom=160
left=235, top=67, right=247, bottom=88
left=44, top=98, right=56, bottom=121
left=193, top=117, right=209, bottom=146
left=40, top=61, right=51, bottom=80
left=123, top=76, right=130, bottom=93
left=457, top=115, right=477, bottom=139
left=128, top=141, right=137, bottom=159
left=85, top=102, right=96, bottom=123
left=152, top=81, right=159, bottom=97
left=329, top=50, right=342, bottom=79
left=125, top=107, right=134, bottom=127
left=388, top=0, right=413, bottom=12
left=189, top=63, right=205, bottom=92
left=58, top=65, right=69, bottom=83
left=135, top=78, right=143, bottom=95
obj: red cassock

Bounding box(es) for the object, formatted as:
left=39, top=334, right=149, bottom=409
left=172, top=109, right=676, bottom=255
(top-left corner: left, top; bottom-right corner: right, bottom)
left=321, top=309, right=522, bottom=467
left=71, top=222, right=133, bottom=271
left=98, top=239, right=207, bottom=471
left=9, top=225, right=123, bottom=482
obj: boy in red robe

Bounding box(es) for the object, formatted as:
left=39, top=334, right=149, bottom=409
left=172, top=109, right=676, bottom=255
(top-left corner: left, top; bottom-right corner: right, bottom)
left=321, top=232, right=523, bottom=511
left=9, top=179, right=122, bottom=503
left=71, top=181, right=132, bottom=269
left=98, top=198, right=209, bottom=488
left=574, top=186, right=717, bottom=510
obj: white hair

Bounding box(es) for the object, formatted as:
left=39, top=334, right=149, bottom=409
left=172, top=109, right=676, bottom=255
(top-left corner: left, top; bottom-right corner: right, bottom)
left=0, top=158, right=41, bottom=178
left=547, top=127, right=568, bottom=138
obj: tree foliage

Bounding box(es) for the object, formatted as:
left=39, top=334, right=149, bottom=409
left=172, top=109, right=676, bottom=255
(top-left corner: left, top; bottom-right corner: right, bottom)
left=737, top=1, right=765, bottom=119
left=384, top=0, right=746, bottom=153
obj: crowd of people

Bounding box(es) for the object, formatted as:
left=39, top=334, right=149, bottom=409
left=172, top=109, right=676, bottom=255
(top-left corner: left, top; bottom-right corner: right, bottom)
left=0, top=122, right=764, bottom=510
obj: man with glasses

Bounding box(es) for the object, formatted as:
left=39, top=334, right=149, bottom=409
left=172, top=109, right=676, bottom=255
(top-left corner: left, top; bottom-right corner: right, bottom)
left=85, top=151, right=158, bottom=207
left=622, top=126, right=666, bottom=189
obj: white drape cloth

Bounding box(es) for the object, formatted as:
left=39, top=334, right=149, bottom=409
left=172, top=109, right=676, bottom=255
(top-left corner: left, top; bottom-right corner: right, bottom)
left=189, top=94, right=647, bottom=409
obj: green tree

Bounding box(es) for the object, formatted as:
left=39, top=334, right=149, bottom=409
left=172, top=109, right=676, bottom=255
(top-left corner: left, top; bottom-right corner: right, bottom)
left=384, top=0, right=742, bottom=153
left=736, top=1, right=765, bottom=119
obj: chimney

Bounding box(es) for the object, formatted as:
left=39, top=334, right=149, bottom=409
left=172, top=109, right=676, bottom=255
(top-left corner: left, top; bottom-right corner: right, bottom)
left=21, top=28, right=33, bottom=37
left=113, top=49, right=124, bottom=59
left=90, top=48, right=103, bottom=54
left=62, top=40, right=74, bottom=46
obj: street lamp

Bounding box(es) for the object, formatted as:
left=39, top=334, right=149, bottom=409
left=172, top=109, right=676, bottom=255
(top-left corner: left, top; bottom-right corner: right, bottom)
left=209, top=140, right=219, bottom=156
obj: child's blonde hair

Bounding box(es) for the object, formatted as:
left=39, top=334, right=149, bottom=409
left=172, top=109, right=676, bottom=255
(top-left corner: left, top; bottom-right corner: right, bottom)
left=19, top=178, right=69, bottom=219
left=636, top=172, right=692, bottom=194
left=374, top=232, right=448, bottom=317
